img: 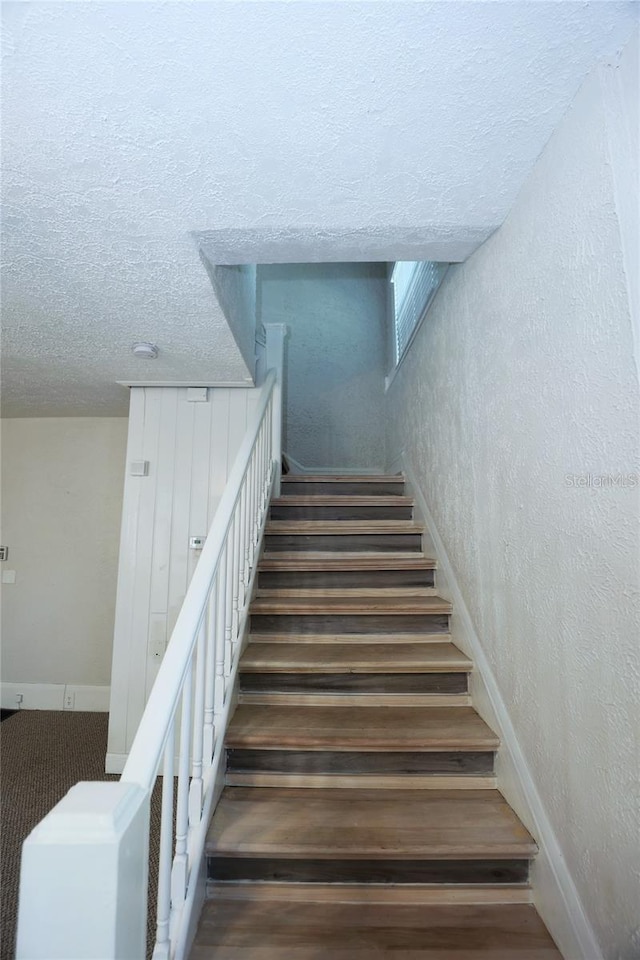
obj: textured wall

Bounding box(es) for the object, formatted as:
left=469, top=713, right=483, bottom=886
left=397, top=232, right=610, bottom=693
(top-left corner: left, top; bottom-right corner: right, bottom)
left=1, top=418, right=128, bottom=686
left=386, top=39, right=640, bottom=960
left=259, top=263, right=387, bottom=471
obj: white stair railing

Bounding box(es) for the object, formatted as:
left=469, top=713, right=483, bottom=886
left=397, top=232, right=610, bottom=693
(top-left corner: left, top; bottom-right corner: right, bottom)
left=17, top=340, right=285, bottom=960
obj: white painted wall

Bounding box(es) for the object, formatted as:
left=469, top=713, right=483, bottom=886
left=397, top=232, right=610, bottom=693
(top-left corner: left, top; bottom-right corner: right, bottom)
left=386, top=35, right=640, bottom=960
left=107, top=385, right=258, bottom=770
left=259, top=263, right=387, bottom=471
left=1, top=418, right=128, bottom=705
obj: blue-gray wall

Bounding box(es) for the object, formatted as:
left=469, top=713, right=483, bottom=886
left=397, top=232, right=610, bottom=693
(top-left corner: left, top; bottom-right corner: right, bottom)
left=258, top=263, right=387, bottom=470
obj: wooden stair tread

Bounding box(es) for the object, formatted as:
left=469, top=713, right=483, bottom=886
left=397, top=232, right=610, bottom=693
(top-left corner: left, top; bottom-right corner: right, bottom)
left=259, top=552, right=436, bottom=569
left=206, top=881, right=533, bottom=904
left=226, top=704, right=499, bottom=750
left=238, top=693, right=471, bottom=707
left=240, top=642, right=471, bottom=673
left=251, top=594, right=451, bottom=614
left=273, top=495, right=414, bottom=506
left=206, top=788, right=537, bottom=859
left=256, top=586, right=438, bottom=598
left=266, top=520, right=423, bottom=533
left=191, top=901, right=560, bottom=958
left=249, top=632, right=452, bottom=644
left=225, top=773, right=495, bottom=790
left=282, top=475, right=404, bottom=483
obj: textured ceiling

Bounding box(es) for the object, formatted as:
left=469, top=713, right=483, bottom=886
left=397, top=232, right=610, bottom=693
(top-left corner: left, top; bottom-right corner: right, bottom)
left=1, top=1, right=637, bottom=416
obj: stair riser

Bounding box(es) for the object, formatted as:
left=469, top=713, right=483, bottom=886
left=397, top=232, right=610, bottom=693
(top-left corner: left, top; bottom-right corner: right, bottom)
left=208, top=858, right=530, bottom=885
left=258, top=569, right=435, bottom=589
left=250, top=613, right=449, bottom=635
left=227, top=750, right=494, bottom=776
left=280, top=481, right=405, bottom=496
left=265, top=533, right=422, bottom=552
left=239, top=673, right=468, bottom=694
left=270, top=505, right=414, bottom=521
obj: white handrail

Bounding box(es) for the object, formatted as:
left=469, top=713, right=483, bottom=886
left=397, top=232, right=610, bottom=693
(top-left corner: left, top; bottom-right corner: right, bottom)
left=122, top=369, right=277, bottom=790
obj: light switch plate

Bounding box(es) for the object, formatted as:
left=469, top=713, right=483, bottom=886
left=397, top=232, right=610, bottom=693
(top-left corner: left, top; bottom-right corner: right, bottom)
left=130, top=460, right=149, bottom=476
left=2, top=570, right=16, bottom=584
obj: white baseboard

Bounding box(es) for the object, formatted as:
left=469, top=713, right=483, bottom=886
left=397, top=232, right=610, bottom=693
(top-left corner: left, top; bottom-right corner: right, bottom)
left=105, top=753, right=127, bottom=774
left=1, top=682, right=110, bottom=713
left=402, top=455, right=603, bottom=960
left=282, top=451, right=385, bottom=476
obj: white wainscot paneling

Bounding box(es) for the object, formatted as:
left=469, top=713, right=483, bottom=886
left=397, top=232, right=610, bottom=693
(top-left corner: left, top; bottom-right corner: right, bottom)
left=106, top=386, right=257, bottom=771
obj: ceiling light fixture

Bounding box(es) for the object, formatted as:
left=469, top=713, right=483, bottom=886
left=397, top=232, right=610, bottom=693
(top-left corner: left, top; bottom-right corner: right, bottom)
left=132, top=342, right=159, bottom=359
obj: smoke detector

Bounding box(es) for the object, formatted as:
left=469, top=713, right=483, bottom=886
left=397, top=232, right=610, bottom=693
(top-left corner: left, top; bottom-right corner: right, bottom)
left=132, top=342, right=159, bottom=359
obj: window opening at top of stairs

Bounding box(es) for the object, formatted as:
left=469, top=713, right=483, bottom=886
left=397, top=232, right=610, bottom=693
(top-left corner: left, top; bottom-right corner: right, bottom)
left=391, top=261, right=448, bottom=365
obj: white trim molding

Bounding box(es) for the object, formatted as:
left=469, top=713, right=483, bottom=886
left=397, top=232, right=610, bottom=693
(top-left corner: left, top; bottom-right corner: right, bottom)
left=401, top=454, right=604, bottom=960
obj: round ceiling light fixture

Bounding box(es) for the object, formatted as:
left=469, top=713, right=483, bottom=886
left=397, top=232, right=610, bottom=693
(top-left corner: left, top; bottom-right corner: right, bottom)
left=132, top=341, right=159, bottom=360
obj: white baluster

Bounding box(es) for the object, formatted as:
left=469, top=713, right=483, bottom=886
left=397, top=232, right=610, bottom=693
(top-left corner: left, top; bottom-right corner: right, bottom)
left=189, top=621, right=206, bottom=824
left=242, top=477, right=251, bottom=590
left=225, top=518, right=235, bottom=664
left=202, top=590, right=216, bottom=765
left=214, top=569, right=226, bottom=732
left=232, top=499, right=242, bottom=639
left=256, top=442, right=262, bottom=533
left=153, top=724, right=175, bottom=960
left=250, top=448, right=259, bottom=559
left=256, top=427, right=263, bottom=512
left=171, top=670, right=192, bottom=911
left=247, top=455, right=255, bottom=569
left=260, top=422, right=268, bottom=509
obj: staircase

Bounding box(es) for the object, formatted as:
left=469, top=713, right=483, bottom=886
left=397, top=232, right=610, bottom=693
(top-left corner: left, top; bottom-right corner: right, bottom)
left=189, top=475, right=562, bottom=958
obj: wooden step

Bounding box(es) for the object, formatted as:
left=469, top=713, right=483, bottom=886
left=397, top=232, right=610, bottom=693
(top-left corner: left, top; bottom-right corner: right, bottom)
left=226, top=704, right=498, bottom=751
left=206, top=788, right=537, bottom=885
left=238, top=639, right=469, bottom=693
left=240, top=641, right=471, bottom=673
left=240, top=643, right=473, bottom=695
left=190, top=900, right=560, bottom=959
left=280, top=475, right=406, bottom=497
left=238, top=692, right=471, bottom=707
left=206, top=787, right=537, bottom=859
left=264, top=520, right=423, bottom=553
left=266, top=521, right=422, bottom=534
left=227, top=747, right=495, bottom=778
left=225, top=772, right=495, bottom=790
left=271, top=496, right=414, bottom=521
left=272, top=496, right=414, bottom=506
left=258, top=553, right=436, bottom=589
left=256, top=586, right=438, bottom=597
left=249, top=631, right=452, bottom=644
left=205, top=881, right=533, bottom=904
left=259, top=553, right=436, bottom=568
left=250, top=595, right=451, bottom=615
left=282, top=475, right=406, bottom=483
left=250, top=594, right=451, bottom=637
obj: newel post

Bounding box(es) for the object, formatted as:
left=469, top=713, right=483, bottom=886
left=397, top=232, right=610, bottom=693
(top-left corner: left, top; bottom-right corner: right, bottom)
left=17, top=781, right=150, bottom=960
left=263, top=323, right=288, bottom=497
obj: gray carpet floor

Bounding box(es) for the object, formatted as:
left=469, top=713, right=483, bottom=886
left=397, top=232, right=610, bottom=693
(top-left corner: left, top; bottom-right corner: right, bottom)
left=0, top=710, right=161, bottom=960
